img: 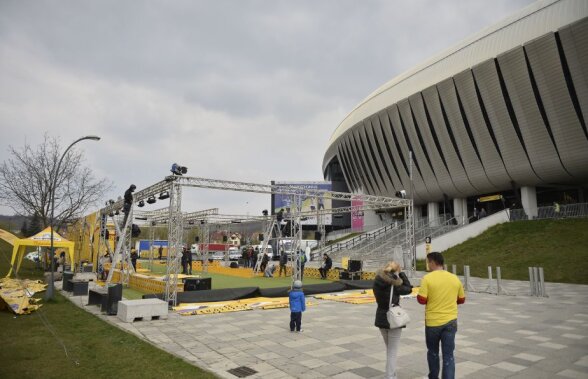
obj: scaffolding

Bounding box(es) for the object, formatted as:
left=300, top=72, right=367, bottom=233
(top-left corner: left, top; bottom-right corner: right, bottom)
left=98, top=175, right=411, bottom=306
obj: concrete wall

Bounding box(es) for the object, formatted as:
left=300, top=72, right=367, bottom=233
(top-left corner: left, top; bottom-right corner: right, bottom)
left=416, top=209, right=510, bottom=259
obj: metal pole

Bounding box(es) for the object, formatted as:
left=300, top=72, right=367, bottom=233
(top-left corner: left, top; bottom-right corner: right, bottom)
left=532, top=267, right=539, bottom=297
left=538, top=267, right=547, bottom=297
left=529, top=267, right=535, bottom=296
left=45, top=135, right=100, bottom=300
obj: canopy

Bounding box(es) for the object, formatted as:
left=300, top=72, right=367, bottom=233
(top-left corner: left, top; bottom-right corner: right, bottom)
left=6, top=227, right=75, bottom=277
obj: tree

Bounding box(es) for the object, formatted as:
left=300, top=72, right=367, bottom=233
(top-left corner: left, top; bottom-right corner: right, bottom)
left=20, top=219, right=28, bottom=236
left=0, top=134, right=111, bottom=231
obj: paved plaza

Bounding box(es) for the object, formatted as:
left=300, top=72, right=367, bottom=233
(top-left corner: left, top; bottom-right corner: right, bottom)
left=67, top=277, right=588, bottom=378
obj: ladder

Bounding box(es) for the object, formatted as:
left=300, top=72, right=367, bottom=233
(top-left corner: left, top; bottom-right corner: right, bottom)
left=253, top=217, right=278, bottom=274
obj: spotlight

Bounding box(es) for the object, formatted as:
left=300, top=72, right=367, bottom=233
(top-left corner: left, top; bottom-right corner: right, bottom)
left=188, top=220, right=194, bottom=225
left=146, top=196, right=156, bottom=204
left=395, top=190, right=407, bottom=199
left=115, top=210, right=120, bottom=216
left=108, top=199, right=115, bottom=205
left=135, top=216, right=147, bottom=220
left=262, top=209, right=268, bottom=216
left=138, top=200, right=145, bottom=207
left=170, top=163, right=188, bottom=176
left=158, top=191, right=170, bottom=200
left=108, top=212, right=115, bottom=217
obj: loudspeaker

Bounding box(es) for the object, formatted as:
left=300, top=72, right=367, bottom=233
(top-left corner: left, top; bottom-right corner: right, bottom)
left=315, top=231, right=322, bottom=240
left=62, top=271, right=74, bottom=291
left=195, top=236, right=199, bottom=242
left=105, top=283, right=122, bottom=315
left=229, top=262, right=239, bottom=268
left=339, top=271, right=351, bottom=280
left=348, top=260, right=362, bottom=272
left=259, top=234, right=264, bottom=241
left=184, top=278, right=212, bottom=291
left=222, top=235, right=228, bottom=242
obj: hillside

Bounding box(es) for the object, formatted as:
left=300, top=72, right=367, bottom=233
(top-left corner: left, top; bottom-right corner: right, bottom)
left=440, top=218, right=588, bottom=284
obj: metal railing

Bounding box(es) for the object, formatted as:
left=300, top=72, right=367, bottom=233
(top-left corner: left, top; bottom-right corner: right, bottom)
left=510, top=203, right=588, bottom=221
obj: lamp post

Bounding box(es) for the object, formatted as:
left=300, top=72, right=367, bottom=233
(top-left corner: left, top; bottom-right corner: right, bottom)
left=45, top=135, right=101, bottom=300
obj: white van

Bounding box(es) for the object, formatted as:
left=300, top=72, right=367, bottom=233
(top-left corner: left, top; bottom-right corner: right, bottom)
left=228, top=246, right=240, bottom=260
left=255, top=244, right=273, bottom=260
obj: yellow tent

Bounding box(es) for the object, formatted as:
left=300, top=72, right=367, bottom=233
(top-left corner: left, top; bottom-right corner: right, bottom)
left=6, top=227, right=75, bottom=277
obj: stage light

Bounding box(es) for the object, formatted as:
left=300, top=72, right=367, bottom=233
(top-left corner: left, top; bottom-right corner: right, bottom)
left=115, top=210, right=120, bottom=215
left=262, top=209, right=268, bottom=216
left=395, top=190, right=407, bottom=199
left=146, top=196, right=156, bottom=204
left=151, top=221, right=156, bottom=226
left=170, top=163, right=188, bottom=176
left=138, top=200, right=145, bottom=207
left=188, top=220, right=194, bottom=225
left=108, top=212, right=115, bottom=217
left=158, top=191, right=170, bottom=200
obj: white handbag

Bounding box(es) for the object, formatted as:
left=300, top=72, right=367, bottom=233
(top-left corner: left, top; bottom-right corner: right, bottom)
left=386, top=281, right=410, bottom=328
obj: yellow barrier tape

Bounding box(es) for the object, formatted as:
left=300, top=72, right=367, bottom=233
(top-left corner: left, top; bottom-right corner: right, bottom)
left=174, top=297, right=316, bottom=315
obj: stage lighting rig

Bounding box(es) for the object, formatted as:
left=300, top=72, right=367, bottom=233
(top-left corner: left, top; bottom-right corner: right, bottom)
left=171, top=163, right=188, bottom=176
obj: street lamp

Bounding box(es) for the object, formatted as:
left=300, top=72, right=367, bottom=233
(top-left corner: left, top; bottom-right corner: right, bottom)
left=45, top=135, right=101, bottom=300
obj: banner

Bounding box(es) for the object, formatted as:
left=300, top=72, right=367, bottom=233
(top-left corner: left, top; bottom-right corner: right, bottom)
left=351, top=196, right=364, bottom=231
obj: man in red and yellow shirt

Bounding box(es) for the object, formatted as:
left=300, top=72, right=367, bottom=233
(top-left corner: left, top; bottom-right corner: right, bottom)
left=418, top=252, right=465, bottom=379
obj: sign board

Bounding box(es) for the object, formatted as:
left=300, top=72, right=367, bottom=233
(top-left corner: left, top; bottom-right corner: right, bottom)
left=272, top=181, right=332, bottom=225
left=478, top=194, right=503, bottom=203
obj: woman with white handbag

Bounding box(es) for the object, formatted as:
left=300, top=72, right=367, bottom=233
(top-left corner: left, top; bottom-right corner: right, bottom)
left=373, top=261, right=413, bottom=379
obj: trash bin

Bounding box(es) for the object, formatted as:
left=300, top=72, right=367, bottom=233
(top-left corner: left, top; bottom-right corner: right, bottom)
left=62, top=271, right=74, bottom=291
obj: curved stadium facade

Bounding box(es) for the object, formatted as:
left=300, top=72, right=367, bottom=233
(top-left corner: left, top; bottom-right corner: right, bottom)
left=323, top=0, right=588, bottom=222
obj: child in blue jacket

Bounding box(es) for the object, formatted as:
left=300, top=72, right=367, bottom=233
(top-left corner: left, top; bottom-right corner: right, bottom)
left=289, top=280, right=306, bottom=332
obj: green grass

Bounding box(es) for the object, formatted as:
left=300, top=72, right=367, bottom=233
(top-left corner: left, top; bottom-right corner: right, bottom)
left=136, top=261, right=330, bottom=296
left=0, top=240, right=217, bottom=379
left=438, top=218, right=588, bottom=284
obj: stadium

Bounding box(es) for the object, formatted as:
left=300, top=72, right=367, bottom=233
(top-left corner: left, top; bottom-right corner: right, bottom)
left=323, top=0, right=588, bottom=223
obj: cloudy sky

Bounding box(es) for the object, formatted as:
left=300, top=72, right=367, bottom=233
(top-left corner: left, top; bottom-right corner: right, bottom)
left=0, top=0, right=534, bottom=217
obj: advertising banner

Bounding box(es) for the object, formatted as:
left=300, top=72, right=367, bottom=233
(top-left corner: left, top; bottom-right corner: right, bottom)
left=273, top=181, right=332, bottom=225
left=351, top=196, right=364, bottom=231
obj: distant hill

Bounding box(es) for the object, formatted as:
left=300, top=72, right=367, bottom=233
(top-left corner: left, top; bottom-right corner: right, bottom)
left=0, top=214, right=28, bottom=234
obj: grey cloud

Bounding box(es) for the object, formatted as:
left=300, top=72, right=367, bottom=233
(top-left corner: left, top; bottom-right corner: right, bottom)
left=0, top=0, right=534, bottom=215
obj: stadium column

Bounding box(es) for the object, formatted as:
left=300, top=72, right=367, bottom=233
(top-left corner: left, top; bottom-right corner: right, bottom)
left=428, top=202, right=440, bottom=227
left=453, top=198, right=468, bottom=225
left=521, top=186, right=538, bottom=220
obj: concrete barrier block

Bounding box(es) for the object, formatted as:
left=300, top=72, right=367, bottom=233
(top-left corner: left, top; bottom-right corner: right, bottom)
left=117, top=298, right=168, bottom=323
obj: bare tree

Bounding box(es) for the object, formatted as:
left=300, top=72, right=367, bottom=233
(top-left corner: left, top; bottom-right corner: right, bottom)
left=0, top=134, right=111, bottom=230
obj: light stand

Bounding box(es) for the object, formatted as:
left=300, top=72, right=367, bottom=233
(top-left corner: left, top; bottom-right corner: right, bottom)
left=45, top=135, right=100, bottom=300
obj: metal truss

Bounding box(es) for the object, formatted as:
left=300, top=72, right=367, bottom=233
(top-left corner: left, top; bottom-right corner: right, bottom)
left=170, top=176, right=410, bottom=207
left=98, top=174, right=411, bottom=304
left=164, top=181, right=183, bottom=306
left=99, top=180, right=171, bottom=214
left=106, top=206, right=135, bottom=285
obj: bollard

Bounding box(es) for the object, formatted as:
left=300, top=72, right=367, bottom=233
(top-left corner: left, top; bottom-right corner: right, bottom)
left=533, top=267, right=539, bottom=297
left=443, top=264, right=448, bottom=271
left=452, top=264, right=457, bottom=275
left=496, top=267, right=510, bottom=296
left=538, top=267, right=548, bottom=297
left=463, top=265, right=476, bottom=292
left=484, top=266, right=496, bottom=294
left=529, top=267, right=535, bottom=296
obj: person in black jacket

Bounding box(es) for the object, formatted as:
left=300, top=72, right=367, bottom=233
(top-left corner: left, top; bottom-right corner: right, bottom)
left=373, top=261, right=413, bottom=379
left=318, top=253, right=332, bottom=279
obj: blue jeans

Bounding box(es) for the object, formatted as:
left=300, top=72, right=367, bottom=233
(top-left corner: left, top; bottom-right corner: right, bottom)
left=425, top=319, right=457, bottom=379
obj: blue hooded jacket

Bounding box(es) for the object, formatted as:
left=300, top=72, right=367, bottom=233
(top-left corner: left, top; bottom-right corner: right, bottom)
left=289, top=289, right=306, bottom=313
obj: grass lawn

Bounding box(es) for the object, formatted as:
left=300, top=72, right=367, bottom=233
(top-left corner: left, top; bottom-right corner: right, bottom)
left=437, top=218, right=588, bottom=284
left=0, top=240, right=217, bottom=379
